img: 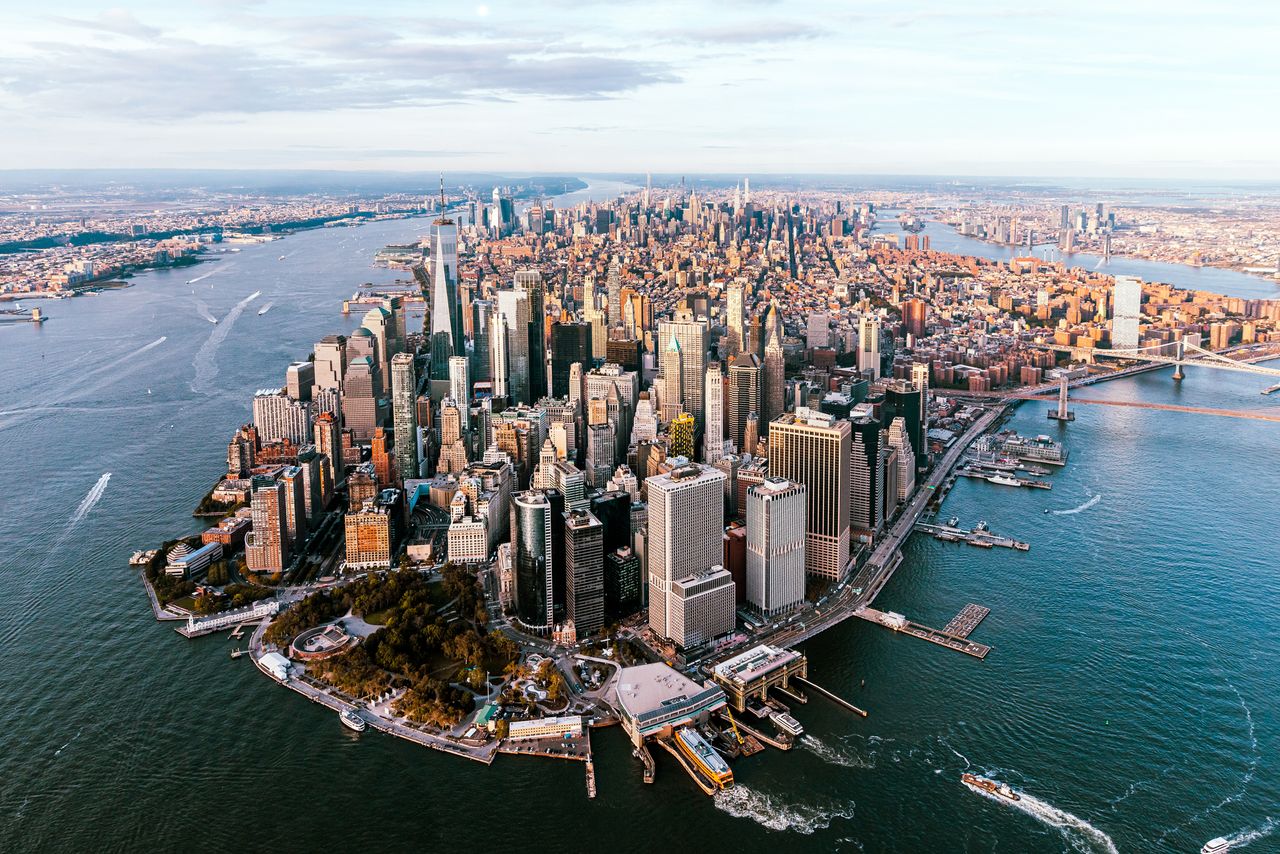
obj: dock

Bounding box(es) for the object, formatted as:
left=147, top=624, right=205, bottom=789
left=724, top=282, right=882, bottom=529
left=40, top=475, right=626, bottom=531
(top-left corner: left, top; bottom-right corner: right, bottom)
left=914, top=522, right=1030, bottom=551
left=584, top=759, right=597, bottom=799
left=793, top=676, right=868, bottom=718
left=956, top=468, right=1052, bottom=489
left=636, top=743, right=656, bottom=783
left=943, top=604, right=990, bottom=638
left=855, top=607, right=991, bottom=659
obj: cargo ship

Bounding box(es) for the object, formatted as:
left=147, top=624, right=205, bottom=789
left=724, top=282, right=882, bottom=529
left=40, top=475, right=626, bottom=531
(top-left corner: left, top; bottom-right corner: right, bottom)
left=961, top=773, right=1019, bottom=801
left=676, top=727, right=734, bottom=789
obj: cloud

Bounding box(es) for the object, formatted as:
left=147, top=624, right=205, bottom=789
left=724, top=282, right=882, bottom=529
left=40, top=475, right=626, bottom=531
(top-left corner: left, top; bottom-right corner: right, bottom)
left=654, top=21, right=823, bottom=44
left=0, top=18, right=680, bottom=120
left=48, top=9, right=163, bottom=39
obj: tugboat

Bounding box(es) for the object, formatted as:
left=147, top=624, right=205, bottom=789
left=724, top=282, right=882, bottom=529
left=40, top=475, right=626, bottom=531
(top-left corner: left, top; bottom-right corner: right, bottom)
left=1201, top=838, right=1231, bottom=854
left=962, top=773, right=1020, bottom=801
left=340, top=707, right=367, bottom=732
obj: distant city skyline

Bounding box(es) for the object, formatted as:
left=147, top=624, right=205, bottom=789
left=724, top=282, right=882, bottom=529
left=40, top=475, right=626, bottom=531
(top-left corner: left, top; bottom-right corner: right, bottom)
left=3, top=1, right=1280, bottom=178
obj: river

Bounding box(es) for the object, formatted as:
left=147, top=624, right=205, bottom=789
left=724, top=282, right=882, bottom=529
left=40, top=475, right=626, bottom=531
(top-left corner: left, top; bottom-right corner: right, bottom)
left=0, top=188, right=1277, bottom=853
left=887, top=215, right=1280, bottom=301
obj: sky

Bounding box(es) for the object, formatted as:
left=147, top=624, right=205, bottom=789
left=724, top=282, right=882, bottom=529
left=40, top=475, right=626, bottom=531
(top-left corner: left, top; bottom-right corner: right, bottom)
left=2, top=1, right=1279, bottom=179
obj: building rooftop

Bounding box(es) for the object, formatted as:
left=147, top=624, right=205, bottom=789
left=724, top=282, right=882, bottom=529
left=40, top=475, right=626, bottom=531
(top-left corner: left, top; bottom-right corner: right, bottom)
left=713, top=644, right=803, bottom=685
left=615, top=662, right=716, bottom=718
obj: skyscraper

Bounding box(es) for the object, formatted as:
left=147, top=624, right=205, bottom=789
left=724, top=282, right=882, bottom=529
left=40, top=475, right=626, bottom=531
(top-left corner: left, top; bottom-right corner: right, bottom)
left=703, top=361, right=724, bottom=464
left=489, top=308, right=510, bottom=404
left=606, top=256, right=623, bottom=327
left=858, top=314, right=881, bottom=379
left=887, top=417, right=915, bottom=503
left=657, top=307, right=709, bottom=428
left=725, top=281, right=745, bottom=356
left=646, top=463, right=732, bottom=647
left=513, top=491, right=554, bottom=629
left=660, top=332, right=683, bottom=422
left=449, top=355, right=470, bottom=431
left=390, top=353, right=419, bottom=482
left=515, top=270, right=546, bottom=400
left=768, top=408, right=851, bottom=579
left=746, top=477, right=807, bottom=616
left=850, top=416, right=884, bottom=540
left=245, top=476, right=288, bottom=573
left=1112, top=275, right=1142, bottom=349
left=428, top=203, right=463, bottom=388
left=727, top=353, right=762, bottom=453
left=495, top=288, right=531, bottom=404
left=564, top=510, right=604, bottom=636
left=471, top=299, right=493, bottom=386
left=551, top=322, right=591, bottom=398
left=313, top=334, right=347, bottom=393
left=763, top=314, right=786, bottom=429
left=341, top=357, right=380, bottom=441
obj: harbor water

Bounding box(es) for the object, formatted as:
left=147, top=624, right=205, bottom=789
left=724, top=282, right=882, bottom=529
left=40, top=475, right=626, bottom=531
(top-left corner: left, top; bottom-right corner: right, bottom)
left=0, top=195, right=1278, bottom=852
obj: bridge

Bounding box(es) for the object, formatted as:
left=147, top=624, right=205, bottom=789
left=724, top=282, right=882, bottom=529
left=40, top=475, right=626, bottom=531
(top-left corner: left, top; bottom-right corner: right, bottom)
left=1032, top=339, right=1280, bottom=388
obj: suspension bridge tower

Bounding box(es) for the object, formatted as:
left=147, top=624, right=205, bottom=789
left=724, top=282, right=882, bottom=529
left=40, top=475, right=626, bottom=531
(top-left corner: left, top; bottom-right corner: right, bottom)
left=1047, top=374, right=1076, bottom=422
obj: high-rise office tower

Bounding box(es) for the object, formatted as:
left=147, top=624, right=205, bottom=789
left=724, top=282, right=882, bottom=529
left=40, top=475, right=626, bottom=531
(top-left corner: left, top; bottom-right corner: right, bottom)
left=606, top=256, right=623, bottom=326
left=887, top=417, right=915, bottom=503
left=448, top=355, right=470, bottom=431
left=725, top=281, right=745, bottom=356
left=656, top=307, right=708, bottom=428
left=495, top=288, right=530, bottom=404
left=768, top=408, right=852, bottom=579
left=904, top=299, right=928, bottom=340
left=660, top=333, right=684, bottom=422
left=883, top=380, right=926, bottom=469
left=471, top=299, right=493, bottom=386
left=746, top=477, right=807, bottom=616
left=805, top=312, right=830, bottom=351
left=362, top=306, right=394, bottom=382
left=428, top=190, right=463, bottom=387
left=341, top=357, right=380, bottom=441
left=551, top=322, right=591, bottom=398
left=763, top=317, right=786, bottom=429
left=727, top=352, right=762, bottom=453
left=245, top=475, right=288, bottom=573
left=515, top=270, right=546, bottom=400
left=390, top=353, right=420, bottom=482
left=286, top=361, right=314, bottom=401
left=564, top=510, right=604, bottom=637
left=586, top=421, right=615, bottom=488
left=703, top=361, right=724, bottom=464
left=604, top=547, right=642, bottom=619
left=669, top=412, right=695, bottom=459
left=1112, top=275, right=1142, bottom=349
left=513, top=490, right=555, bottom=629
left=849, top=416, right=884, bottom=539
left=280, top=465, right=308, bottom=548
left=313, top=334, right=347, bottom=393
left=488, top=309, right=510, bottom=405
left=646, top=463, right=732, bottom=646
left=858, top=314, right=881, bottom=379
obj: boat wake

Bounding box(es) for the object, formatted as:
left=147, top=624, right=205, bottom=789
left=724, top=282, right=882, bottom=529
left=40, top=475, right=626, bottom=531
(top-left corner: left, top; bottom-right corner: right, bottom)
left=800, top=734, right=875, bottom=769
left=191, top=290, right=260, bottom=393
left=70, top=473, right=111, bottom=525
left=1052, top=493, right=1102, bottom=515
left=1219, top=817, right=1277, bottom=850
left=714, top=783, right=856, bottom=834
left=965, top=777, right=1119, bottom=854
left=187, top=269, right=216, bottom=285
left=195, top=299, right=217, bottom=324
left=53, top=727, right=84, bottom=757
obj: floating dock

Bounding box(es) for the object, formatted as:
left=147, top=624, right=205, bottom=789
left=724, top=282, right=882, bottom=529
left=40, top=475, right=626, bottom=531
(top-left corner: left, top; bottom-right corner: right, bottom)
left=943, top=604, right=990, bottom=638
left=914, top=522, right=1030, bottom=551
left=855, top=607, right=991, bottom=659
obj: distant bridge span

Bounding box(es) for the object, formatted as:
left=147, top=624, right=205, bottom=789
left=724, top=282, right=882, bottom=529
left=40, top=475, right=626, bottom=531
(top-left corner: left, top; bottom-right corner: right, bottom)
left=994, top=393, right=1280, bottom=423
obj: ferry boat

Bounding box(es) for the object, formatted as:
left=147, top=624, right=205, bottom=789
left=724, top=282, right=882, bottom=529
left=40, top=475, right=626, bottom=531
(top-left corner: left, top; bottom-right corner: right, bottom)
left=1201, top=838, right=1231, bottom=854
left=340, top=707, right=367, bottom=732
left=986, top=474, right=1023, bottom=487
left=771, top=712, right=804, bottom=737
left=962, top=773, right=1019, bottom=801
left=675, top=727, right=733, bottom=789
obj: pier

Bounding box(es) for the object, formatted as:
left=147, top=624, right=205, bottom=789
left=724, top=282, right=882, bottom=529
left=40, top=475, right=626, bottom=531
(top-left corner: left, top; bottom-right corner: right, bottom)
left=655, top=737, right=718, bottom=796
left=792, top=676, right=868, bottom=718
left=914, top=521, right=1030, bottom=551
left=956, top=468, right=1053, bottom=489
left=943, top=604, right=990, bottom=638
left=855, top=607, right=990, bottom=659
left=636, top=743, right=656, bottom=783
left=177, top=599, right=280, bottom=637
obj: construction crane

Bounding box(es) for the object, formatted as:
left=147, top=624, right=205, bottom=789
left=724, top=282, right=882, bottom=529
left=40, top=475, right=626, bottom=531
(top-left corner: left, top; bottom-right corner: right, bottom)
left=724, top=708, right=745, bottom=745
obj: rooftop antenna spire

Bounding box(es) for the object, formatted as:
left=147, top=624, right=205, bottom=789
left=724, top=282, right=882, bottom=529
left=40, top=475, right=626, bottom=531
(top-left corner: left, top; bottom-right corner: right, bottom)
left=439, top=173, right=445, bottom=210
